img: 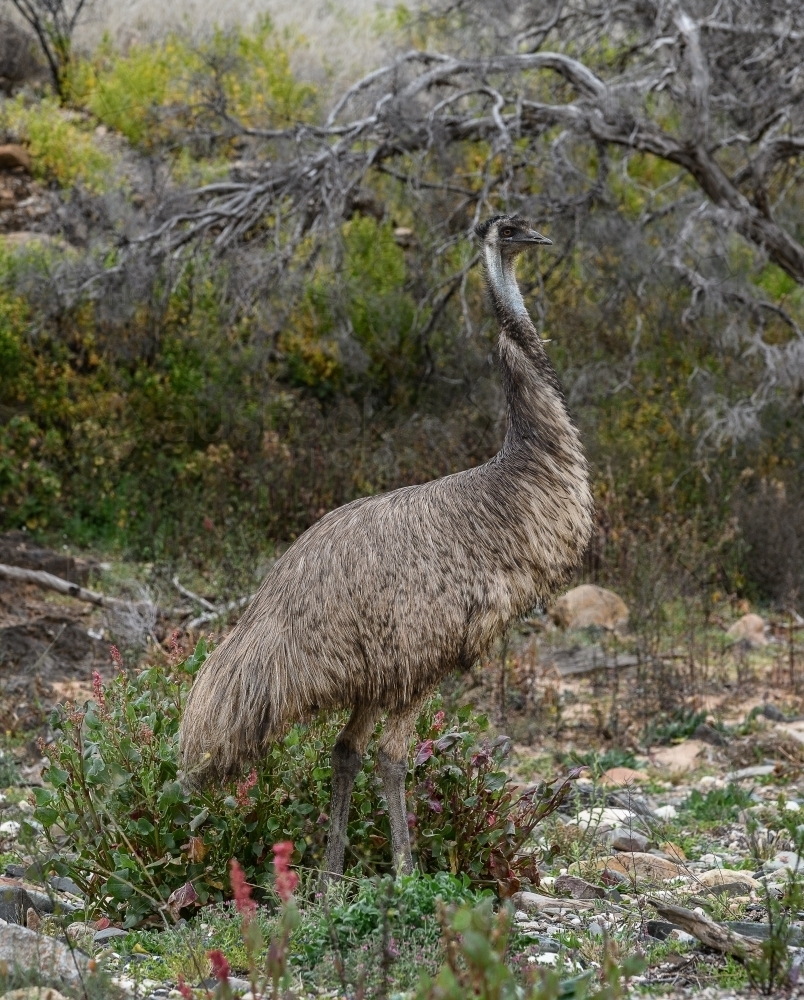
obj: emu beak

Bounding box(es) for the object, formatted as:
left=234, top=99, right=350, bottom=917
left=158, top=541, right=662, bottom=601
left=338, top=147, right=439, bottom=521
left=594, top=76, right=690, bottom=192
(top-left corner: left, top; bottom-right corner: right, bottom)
left=517, top=228, right=552, bottom=246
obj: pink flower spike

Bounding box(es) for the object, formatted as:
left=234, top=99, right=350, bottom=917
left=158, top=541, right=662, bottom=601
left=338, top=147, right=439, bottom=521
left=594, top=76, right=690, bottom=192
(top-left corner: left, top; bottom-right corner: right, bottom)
left=92, top=671, right=108, bottom=716
left=177, top=975, right=193, bottom=1000
left=235, top=769, right=258, bottom=808
left=272, top=841, right=298, bottom=902
left=109, top=644, right=123, bottom=669
left=229, top=858, right=256, bottom=920
left=208, top=949, right=230, bottom=982
left=432, top=710, right=445, bottom=733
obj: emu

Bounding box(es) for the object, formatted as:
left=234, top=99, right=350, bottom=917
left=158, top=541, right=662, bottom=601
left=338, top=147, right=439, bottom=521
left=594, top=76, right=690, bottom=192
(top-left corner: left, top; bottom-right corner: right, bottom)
left=179, top=216, right=593, bottom=879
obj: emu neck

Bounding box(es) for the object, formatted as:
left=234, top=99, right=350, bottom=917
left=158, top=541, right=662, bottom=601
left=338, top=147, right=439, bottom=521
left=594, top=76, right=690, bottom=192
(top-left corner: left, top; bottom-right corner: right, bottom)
left=483, top=245, right=581, bottom=464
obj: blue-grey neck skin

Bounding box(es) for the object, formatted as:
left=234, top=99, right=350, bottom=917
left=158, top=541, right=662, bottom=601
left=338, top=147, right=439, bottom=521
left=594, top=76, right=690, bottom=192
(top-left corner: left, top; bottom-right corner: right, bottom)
left=483, top=243, right=529, bottom=319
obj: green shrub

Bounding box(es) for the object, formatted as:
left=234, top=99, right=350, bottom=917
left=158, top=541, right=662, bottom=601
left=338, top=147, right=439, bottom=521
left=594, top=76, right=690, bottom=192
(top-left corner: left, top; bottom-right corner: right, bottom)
left=1, top=96, right=112, bottom=190
left=33, top=641, right=572, bottom=925
left=411, top=710, right=578, bottom=888
left=71, top=19, right=316, bottom=152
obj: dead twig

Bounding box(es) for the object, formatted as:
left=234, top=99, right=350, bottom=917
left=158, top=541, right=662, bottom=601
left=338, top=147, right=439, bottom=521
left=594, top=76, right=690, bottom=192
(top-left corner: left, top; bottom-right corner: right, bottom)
left=647, top=898, right=763, bottom=962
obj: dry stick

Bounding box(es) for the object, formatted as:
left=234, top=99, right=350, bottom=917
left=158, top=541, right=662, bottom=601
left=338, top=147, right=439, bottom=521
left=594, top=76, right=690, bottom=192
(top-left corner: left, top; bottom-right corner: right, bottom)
left=172, top=575, right=218, bottom=613
left=0, top=562, right=175, bottom=618
left=648, top=898, right=763, bottom=962
left=185, top=594, right=256, bottom=631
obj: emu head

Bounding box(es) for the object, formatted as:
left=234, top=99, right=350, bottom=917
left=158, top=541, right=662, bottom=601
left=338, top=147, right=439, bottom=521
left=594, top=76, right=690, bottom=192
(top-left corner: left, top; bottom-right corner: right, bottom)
left=474, top=215, right=552, bottom=259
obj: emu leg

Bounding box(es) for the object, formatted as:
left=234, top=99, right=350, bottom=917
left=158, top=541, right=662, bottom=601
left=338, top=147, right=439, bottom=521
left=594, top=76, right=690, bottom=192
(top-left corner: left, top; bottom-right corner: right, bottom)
left=377, top=701, right=422, bottom=875
left=377, top=749, right=412, bottom=874
left=321, top=705, right=378, bottom=884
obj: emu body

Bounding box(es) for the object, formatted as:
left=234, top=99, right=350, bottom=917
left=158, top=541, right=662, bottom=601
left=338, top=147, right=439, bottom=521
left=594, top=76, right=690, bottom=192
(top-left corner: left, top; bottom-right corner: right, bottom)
left=180, top=216, right=593, bottom=878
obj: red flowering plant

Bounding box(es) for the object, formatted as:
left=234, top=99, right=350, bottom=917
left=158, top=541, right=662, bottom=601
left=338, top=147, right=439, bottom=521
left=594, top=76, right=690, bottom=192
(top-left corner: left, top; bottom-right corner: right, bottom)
left=409, top=704, right=581, bottom=894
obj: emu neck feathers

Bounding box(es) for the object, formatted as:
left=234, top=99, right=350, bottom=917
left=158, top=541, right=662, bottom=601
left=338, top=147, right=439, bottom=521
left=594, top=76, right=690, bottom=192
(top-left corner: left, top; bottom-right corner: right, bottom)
left=483, top=245, right=578, bottom=461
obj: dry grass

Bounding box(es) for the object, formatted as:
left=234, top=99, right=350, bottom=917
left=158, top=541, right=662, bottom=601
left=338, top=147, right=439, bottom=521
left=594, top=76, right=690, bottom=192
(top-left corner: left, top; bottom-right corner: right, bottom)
left=75, top=0, right=405, bottom=86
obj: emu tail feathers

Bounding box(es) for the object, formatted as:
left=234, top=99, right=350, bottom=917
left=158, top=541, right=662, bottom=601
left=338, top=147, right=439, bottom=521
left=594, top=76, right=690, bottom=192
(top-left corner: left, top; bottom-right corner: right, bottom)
left=179, top=643, right=277, bottom=786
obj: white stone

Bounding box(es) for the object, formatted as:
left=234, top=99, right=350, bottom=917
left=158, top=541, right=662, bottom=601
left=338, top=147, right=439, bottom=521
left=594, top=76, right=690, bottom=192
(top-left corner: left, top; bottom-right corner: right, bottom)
left=669, top=929, right=696, bottom=944
left=535, top=952, right=559, bottom=966
left=575, top=807, right=638, bottom=831
left=785, top=801, right=801, bottom=812
left=654, top=805, right=677, bottom=820
left=0, top=821, right=20, bottom=836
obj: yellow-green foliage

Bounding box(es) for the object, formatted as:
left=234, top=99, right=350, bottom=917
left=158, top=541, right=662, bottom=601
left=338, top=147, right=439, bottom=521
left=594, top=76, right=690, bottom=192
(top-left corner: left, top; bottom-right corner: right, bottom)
left=1, top=97, right=112, bottom=191
left=70, top=19, right=316, bottom=152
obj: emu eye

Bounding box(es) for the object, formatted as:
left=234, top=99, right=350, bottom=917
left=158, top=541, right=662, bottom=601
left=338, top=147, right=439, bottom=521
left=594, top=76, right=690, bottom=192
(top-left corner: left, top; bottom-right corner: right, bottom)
left=502, top=228, right=513, bottom=237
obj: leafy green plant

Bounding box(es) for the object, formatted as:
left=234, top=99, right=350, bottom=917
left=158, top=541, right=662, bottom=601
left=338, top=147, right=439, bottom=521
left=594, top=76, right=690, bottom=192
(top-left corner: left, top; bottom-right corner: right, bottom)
left=34, top=640, right=382, bottom=925
left=562, top=748, right=638, bottom=776
left=415, top=898, right=645, bottom=1000
left=1, top=96, right=112, bottom=190
left=69, top=19, right=315, bottom=152
left=33, top=642, right=573, bottom=924
left=743, top=813, right=804, bottom=993
left=642, top=708, right=708, bottom=746
left=680, top=784, right=754, bottom=824
left=411, top=708, right=580, bottom=890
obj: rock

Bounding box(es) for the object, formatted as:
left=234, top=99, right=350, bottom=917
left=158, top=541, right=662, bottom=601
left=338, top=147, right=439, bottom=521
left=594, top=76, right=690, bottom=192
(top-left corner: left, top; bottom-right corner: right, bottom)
left=693, top=723, right=728, bottom=746
left=765, top=850, right=803, bottom=874
left=697, top=869, right=761, bottom=890
left=49, top=876, right=83, bottom=897
left=93, top=926, right=128, bottom=943
left=653, top=804, right=678, bottom=820
left=0, top=923, right=88, bottom=982
left=545, top=645, right=638, bottom=676
left=549, top=585, right=629, bottom=631
left=650, top=740, right=704, bottom=773
left=554, top=875, right=606, bottom=900
left=660, top=841, right=686, bottom=861
left=0, top=145, right=31, bottom=173
left=701, top=882, right=754, bottom=899
left=64, top=922, right=94, bottom=950
left=725, top=764, right=776, bottom=781
left=724, top=921, right=803, bottom=945
left=575, top=807, right=643, bottom=832
left=600, top=767, right=649, bottom=787
left=726, top=613, right=767, bottom=648
left=0, top=877, right=78, bottom=923
left=646, top=919, right=677, bottom=940
left=0, top=18, right=44, bottom=93
left=0, top=883, right=36, bottom=924
left=1, top=990, right=69, bottom=1000
left=0, top=531, right=92, bottom=584
left=759, top=704, right=788, bottom=722
left=511, top=891, right=596, bottom=915
left=608, top=827, right=649, bottom=853
left=580, top=853, right=684, bottom=882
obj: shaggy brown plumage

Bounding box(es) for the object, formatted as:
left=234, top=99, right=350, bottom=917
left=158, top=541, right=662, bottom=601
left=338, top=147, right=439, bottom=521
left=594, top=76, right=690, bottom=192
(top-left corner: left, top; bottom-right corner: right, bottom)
left=179, top=215, right=593, bottom=876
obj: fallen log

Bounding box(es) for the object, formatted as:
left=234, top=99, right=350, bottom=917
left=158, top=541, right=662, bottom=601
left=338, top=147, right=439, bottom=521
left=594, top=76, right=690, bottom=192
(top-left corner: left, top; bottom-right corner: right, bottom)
left=0, top=562, right=171, bottom=618
left=648, top=898, right=764, bottom=961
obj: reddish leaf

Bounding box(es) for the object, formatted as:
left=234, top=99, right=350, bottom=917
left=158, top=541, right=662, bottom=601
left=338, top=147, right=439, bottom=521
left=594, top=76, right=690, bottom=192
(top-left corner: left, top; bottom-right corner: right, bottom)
left=166, top=881, right=199, bottom=920
left=414, top=739, right=434, bottom=766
